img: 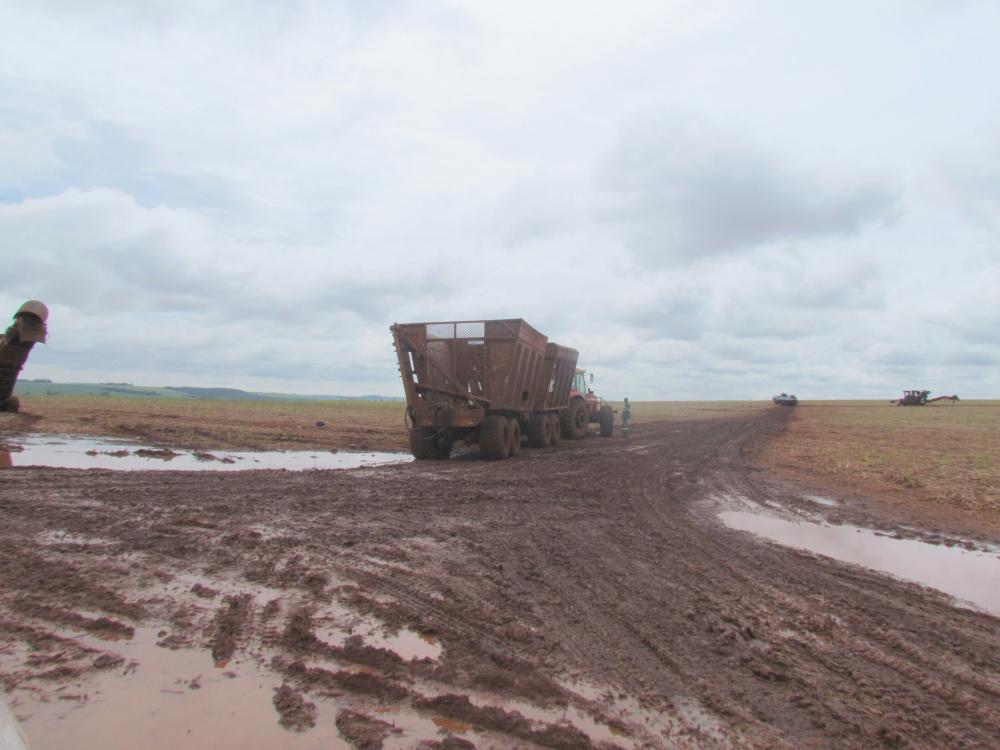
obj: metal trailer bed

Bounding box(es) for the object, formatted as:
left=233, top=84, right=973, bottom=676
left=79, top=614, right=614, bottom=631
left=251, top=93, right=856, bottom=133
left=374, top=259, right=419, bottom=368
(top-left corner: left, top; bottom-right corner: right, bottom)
left=391, top=319, right=579, bottom=460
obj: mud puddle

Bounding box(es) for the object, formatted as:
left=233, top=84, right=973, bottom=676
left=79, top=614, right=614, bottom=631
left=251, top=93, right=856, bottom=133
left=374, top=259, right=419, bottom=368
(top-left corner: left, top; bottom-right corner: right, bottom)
left=311, top=607, right=442, bottom=662
left=0, top=435, right=411, bottom=472
left=719, top=506, right=1000, bottom=616
left=10, top=627, right=346, bottom=750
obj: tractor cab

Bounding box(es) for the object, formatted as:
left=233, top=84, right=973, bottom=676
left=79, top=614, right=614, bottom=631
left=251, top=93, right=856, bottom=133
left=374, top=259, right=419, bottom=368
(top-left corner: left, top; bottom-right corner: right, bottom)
left=572, top=369, right=593, bottom=396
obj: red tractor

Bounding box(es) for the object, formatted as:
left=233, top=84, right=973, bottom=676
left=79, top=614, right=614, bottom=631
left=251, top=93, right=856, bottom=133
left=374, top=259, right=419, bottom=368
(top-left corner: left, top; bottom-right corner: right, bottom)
left=561, top=368, right=615, bottom=439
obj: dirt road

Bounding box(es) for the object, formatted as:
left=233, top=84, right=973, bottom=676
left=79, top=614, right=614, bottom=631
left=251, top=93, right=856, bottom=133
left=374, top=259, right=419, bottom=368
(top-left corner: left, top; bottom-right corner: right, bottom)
left=2, top=409, right=999, bottom=748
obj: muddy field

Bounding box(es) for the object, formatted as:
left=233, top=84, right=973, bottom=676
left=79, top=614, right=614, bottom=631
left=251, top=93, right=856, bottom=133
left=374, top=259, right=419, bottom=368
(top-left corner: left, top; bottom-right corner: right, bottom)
left=2, top=407, right=1000, bottom=749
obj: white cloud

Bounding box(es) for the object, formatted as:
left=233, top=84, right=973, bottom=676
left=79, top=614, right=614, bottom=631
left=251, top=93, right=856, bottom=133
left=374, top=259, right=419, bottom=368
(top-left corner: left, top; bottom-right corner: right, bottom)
left=1, top=0, right=998, bottom=398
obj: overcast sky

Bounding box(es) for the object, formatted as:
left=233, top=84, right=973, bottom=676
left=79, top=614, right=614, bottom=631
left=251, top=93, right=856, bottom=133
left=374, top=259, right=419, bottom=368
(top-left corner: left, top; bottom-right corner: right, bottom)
left=2, top=1, right=998, bottom=399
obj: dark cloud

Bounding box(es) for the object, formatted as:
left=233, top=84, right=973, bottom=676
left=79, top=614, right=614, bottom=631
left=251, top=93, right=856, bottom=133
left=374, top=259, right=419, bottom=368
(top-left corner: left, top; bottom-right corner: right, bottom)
left=595, top=115, right=900, bottom=263
left=617, top=290, right=707, bottom=341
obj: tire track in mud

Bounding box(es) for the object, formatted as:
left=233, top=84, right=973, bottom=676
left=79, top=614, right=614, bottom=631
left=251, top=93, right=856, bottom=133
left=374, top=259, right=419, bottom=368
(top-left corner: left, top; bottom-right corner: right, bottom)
left=3, top=410, right=1000, bottom=748
left=662, top=414, right=1000, bottom=747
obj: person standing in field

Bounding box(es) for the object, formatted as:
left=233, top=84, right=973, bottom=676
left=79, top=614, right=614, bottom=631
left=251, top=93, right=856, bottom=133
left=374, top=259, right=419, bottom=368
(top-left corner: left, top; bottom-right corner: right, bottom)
left=622, top=397, right=631, bottom=440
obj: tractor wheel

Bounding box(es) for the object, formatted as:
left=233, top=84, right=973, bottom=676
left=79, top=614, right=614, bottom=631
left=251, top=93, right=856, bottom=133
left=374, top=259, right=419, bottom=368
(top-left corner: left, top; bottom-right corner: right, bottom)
left=559, top=407, right=574, bottom=439
left=3, top=396, right=20, bottom=413
left=547, top=413, right=560, bottom=445
left=562, top=399, right=588, bottom=439
left=599, top=407, right=613, bottom=438
left=507, top=418, right=522, bottom=457
left=409, top=428, right=452, bottom=459
left=479, top=416, right=509, bottom=460
left=526, top=414, right=548, bottom=448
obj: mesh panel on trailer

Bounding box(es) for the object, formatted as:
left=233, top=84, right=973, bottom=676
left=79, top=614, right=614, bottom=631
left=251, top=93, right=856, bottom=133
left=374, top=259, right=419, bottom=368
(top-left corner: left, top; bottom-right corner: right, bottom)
left=426, top=323, right=455, bottom=339
left=455, top=321, right=485, bottom=339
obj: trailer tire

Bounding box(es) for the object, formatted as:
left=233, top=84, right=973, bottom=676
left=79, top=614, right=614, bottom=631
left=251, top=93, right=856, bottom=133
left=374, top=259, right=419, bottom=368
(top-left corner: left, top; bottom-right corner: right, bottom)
left=409, top=428, right=452, bottom=459
left=599, top=407, right=613, bottom=437
left=526, top=414, right=548, bottom=448
left=479, top=416, right=508, bottom=460
left=547, top=414, right=560, bottom=445
left=508, top=418, right=521, bottom=457
left=3, top=396, right=20, bottom=413
left=433, top=430, right=454, bottom=458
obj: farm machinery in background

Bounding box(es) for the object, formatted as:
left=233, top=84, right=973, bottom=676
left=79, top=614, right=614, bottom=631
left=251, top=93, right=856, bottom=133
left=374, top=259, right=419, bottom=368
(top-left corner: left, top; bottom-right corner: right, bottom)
left=772, top=393, right=798, bottom=406
left=892, top=390, right=959, bottom=406
left=0, top=301, right=48, bottom=413
left=565, top=368, right=615, bottom=439
left=391, top=319, right=615, bottom=460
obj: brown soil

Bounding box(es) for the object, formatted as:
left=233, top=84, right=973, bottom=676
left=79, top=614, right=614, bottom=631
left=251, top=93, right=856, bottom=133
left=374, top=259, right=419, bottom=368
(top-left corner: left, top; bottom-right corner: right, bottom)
left=335, top=708, right=397, bottom=749
left=273, top=682, right=317, bottom=731
left=2, top=409, right=1000, bottom=748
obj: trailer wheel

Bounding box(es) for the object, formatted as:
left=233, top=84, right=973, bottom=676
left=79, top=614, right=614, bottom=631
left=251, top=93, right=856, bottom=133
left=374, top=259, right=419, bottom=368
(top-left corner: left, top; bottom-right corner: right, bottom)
left=432, top=430, right=454, bottom=458
left=599, top=407, right=613, bottom=438
left=547, top=414, right=560, bottom=445
left=409, top=428, right=452, bottom=459
left=526, top=414, right=548, bottom=448
left=2, top=396, right=19, bottom=413
left=507, top=418, right=521, bottom=457
left=479, top=416, right=508, bottom=460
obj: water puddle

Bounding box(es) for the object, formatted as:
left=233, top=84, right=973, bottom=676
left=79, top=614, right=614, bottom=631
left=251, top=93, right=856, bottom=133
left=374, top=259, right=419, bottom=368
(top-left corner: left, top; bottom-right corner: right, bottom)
left=719, top=508, right=1000, bottom=616
left=372, top=707, right=492, bottom=750
left=804, top=494, right=839, bottom=507
left=430, top=715, right=471, bottom=732
left=0, top=435, right=412, bottom=472
left=9, top=627, right=348, bottom=750
left=312, top=612, right=442, bottom=662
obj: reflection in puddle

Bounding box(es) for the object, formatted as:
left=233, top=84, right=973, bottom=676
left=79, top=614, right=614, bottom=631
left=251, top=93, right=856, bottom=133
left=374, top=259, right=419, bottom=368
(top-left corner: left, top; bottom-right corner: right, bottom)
left=0, top=435, right=411, bottom=472
left=720, top=508, right=1000, bottom=615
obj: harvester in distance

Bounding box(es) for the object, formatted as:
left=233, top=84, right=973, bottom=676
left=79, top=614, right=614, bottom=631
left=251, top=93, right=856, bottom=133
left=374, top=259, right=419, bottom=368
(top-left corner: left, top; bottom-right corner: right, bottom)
left=0, top=301, right=49, bottom=413
left=391, top=319, right=614, bottom=460
left=892, top=390, right=959, bottom=406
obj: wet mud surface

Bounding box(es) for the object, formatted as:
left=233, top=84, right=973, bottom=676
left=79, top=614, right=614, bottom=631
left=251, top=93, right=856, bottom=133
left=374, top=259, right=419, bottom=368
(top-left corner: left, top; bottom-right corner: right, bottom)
left=2, top=410, right=1000, bottom=748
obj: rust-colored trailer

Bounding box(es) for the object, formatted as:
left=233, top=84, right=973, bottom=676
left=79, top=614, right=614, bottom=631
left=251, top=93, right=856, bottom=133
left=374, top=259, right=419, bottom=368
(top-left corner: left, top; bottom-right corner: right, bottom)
left=0, top=301, right=49, bottom=413
left=391, top=319, right=579, bottom=460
